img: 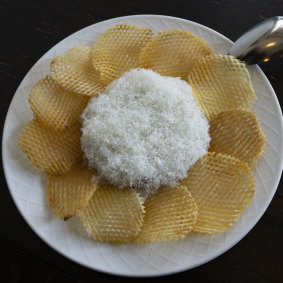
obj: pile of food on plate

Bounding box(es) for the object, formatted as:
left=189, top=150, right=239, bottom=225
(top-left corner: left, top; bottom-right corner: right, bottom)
left=18, top=24, right=266, bottom=244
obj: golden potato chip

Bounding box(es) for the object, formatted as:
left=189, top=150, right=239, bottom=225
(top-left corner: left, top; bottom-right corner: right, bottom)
left=47, top=166, right=97, bottom=220
left=187, top=54, right=256, bottom=119
left=138, top=29, right=214, bottom=79
left=29, top=75, right=89, bottom=131
left=180, top=152, right=256, bottom=234
left=209, top=110, right=266, bottom=166
left=50, top=46, right=105, bottom=96
left=135, top=186, right=198, bottom=243
left=79, top=184, right=144, bottom=244
left=92, top=24, right=153, bottom=85
left=18, top=120, right=82, bottom=174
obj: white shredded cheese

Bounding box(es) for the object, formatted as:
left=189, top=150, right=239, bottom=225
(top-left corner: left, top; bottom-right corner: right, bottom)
left=81, top=68, right=210, bottom=195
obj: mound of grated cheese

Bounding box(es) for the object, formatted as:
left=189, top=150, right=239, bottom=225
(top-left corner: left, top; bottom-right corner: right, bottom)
left=81, top=68, right=210, bottom=195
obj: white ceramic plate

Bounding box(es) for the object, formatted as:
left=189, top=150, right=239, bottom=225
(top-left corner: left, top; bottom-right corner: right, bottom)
left=2, top=15, right=283, bottom=277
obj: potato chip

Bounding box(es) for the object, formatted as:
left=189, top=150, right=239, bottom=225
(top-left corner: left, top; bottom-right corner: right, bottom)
left=18, top=120, right=82, bottom=174
left=92, top=24, right=153, bottom=85
left=138, top=29, right=214, bottom=79
left=47, top=166, right=97, bottom=220
left=79, top=184, right=144, bottom=244
left=180, top=152, right=256, bottom=234
left=50, top=46, right=105, bottom=96
left=29, top=75, right=89, bottom=131
left=209, top=110, right=266, bottom=166
left=135, top=186, right=198, bottom=243
left=187, top=54, right=256, bottom=119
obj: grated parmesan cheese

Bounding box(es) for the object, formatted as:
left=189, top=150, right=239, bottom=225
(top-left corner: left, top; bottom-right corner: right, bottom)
left=81, top=68, right=210, bottom=195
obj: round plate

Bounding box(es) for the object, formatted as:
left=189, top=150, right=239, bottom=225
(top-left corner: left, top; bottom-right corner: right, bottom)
left=2, top=15, right=283, bottom=277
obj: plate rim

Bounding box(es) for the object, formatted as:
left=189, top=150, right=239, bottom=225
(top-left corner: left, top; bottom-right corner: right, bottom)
left=2, top=14, right=283, bottom=277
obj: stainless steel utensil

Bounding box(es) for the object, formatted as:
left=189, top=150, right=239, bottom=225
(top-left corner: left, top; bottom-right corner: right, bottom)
left=229, top=16, right=283, bottom=64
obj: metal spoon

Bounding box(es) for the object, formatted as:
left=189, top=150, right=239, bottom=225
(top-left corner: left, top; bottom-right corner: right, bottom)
left=229, top=16, right=283, bottom=64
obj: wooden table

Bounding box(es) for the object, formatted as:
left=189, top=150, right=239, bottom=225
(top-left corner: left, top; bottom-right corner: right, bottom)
left=1, top=0, right=282, bottom=282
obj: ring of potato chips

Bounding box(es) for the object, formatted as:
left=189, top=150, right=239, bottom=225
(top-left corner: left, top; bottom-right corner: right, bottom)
left=50, top=46, right=105, bottom=96
left=79, top=184, right=144, bottom=244
left=18, top=120, right=82, bottom=174
left=17, top=24, right=266, bottom=244
left=209, top=110, right=266, bottom=166
left=139, top=29, right=214, bottom=79
left=188, top=54, right=256, bottom=119
left=29, top=75, right=89, bottom=131
left=92, top=24, right=153, bottom=85
left=180, top=152, right=256, bottom=234
left=135, top=185, right=198, bottom=243
left=47, top=166, right=97, bottom=220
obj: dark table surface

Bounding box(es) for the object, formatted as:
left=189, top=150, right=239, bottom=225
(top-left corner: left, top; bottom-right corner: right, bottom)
left=1, top=0, right=283, bottom=282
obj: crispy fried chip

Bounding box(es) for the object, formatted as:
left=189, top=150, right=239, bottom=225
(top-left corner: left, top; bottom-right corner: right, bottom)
left=209, top=110, right=266, bottom=166
left=180, top=152, right=256, bottom=234
left=47, top=166, right=97, bottom=220
left=91, top=24, right=153, bottom=85
left=79, top=185, right=144, bottom=244
left=138, top=29, right=214, bottom=79
left=46, top=166, right=96, bottom=220
left=187, top=54, right=256, bottom=119
left=18, top=120, right=82, bottom=174
left=50, top=46, right=105, bottom=96
left=135, top=186, right=198, bottom=243
left=29, top=75, right=89, bottom=131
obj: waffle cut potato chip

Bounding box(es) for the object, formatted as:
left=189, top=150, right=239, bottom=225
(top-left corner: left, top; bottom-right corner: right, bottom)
left=138, top=29, right=214, bottom=79
left=18, top=120, right=82, bottom=174
left=135, top=186, right=198, bottom=243
left=209, top=110, right=266, bottom=166
left=50, top=46, right=105, bottom=96
left=188, top=54, right=256, bottom=119
left=91, top=24, right=153, bottom=85
left=180, top=152, right=256, bottom=234
left=29, top=75, right=89, bottom=131
left=47, top=166, right=97, bottom=220
left=79, top=184, right=144, bottom=244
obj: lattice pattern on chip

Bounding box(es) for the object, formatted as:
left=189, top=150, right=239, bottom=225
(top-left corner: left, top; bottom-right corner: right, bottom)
left=187, top=54, right=256, bottom=119
left=79, top=184, right=144, bottom=244
left=180, top=152, right=256, bottom=234
left=135, top=186, right=198, bottom=243
left=138, top=29, right=214, bottom=79
left=47, top=166, right=97, bottom=220
left=50, top=46, right=105, bottom=96
left=209, top=110, right=266, bottom=166
left=91, top=24, right=153, bottom=85
left=29, top=75, right=89, bottom=131
left=18, top=120, right=82, bottom=174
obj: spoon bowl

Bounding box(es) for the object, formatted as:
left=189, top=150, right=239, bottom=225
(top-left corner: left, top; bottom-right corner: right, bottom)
left=230, top=16, right=283, bottom=64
